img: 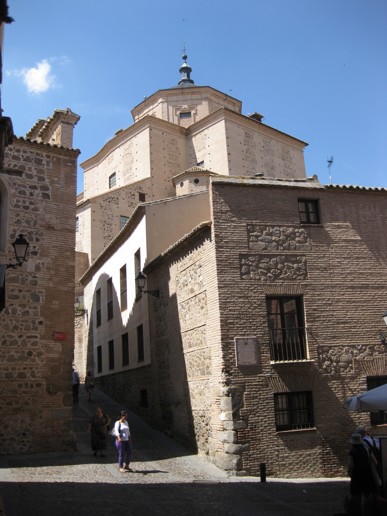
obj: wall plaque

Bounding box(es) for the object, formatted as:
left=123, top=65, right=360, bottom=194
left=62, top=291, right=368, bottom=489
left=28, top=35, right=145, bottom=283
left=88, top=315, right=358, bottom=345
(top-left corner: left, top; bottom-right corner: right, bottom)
left=235, top=337, right=259, bottom=367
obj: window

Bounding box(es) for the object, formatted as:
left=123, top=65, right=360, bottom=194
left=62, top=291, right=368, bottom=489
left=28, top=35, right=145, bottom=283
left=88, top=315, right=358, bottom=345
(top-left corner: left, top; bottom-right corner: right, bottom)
left=274, top=391, right=314, bottom=431
left=120, top=265, right=127, bottom=311
left=298, top=199, right=320, bottom=224
left=107, top=278, right=113, bottom=320
left=367, top=376, right=387, bottom=425
left=134, top=249, right=141, bottom=299
left=109, top=172, right=116, bottom=189
left=137, top=324, right=144, bottom=362
left=266, top=296, right=307, bottom=361
left=122, top=333, right=129, bottom=366
left=96, top=288, right=101, bottom=327
left=76, top=216, right=79, bottom=232
left=108, top=340, right=115, bottom=370
left=120, top=215, right=129, bottom=230
left=140, top=389, right=148, bottom=407
left=138, top=192, right=146, bottom=202
left=179, top=111, right=191, bottom=119
left=97, top=345, right=102, bottom=373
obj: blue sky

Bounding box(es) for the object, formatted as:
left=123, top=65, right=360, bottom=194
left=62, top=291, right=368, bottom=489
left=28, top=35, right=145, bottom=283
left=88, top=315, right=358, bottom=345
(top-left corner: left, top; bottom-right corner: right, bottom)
left=3, top=0, right=387, bottom=193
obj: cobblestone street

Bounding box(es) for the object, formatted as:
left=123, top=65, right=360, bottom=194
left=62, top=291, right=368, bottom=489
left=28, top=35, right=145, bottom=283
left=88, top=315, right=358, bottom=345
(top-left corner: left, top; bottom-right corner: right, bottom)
left=0, top=387, right=349, bottom=515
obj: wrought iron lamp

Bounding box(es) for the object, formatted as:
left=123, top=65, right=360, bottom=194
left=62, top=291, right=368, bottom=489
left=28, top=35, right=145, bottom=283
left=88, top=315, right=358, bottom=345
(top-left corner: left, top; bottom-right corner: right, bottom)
left=74, top=298, right=88, bottom=317
left=6, top=234, right=29, bottom=268
left=135, top=271, right=159, bottom=298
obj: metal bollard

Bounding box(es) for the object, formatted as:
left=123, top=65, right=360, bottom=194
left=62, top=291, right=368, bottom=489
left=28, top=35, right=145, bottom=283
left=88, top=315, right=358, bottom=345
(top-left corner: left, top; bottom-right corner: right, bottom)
left=259, top=462, right=266, bottom=483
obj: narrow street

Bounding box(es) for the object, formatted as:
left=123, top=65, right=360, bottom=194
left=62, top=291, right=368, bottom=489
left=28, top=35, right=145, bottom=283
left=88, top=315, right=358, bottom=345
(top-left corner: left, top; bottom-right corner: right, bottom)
left=0, top=386, right=349, bottom=515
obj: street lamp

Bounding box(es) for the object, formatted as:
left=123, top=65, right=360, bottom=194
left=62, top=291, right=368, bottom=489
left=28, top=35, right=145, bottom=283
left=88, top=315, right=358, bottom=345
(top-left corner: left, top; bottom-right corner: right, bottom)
left=6, top=234, right=29, bottom=268
left=74, top=298, right=88, bottom=317
left=135, top=271, right=159, bottom=298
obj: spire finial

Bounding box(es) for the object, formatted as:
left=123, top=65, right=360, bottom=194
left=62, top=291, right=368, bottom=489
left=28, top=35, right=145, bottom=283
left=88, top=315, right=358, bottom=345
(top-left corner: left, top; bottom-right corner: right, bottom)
left=178, top=47, right=194, bottom=86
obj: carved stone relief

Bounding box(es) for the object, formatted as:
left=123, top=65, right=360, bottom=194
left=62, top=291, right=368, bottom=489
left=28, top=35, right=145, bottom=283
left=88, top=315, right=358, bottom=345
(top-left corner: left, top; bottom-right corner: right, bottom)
left=240, top=255, right=307, bottom=282
left=247, top=225, right=311, bottom=251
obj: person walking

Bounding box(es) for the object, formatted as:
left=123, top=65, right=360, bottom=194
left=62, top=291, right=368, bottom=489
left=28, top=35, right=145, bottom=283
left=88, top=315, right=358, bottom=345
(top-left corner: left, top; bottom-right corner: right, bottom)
left=114, top=410, right=132, bottom=473
left=347, top=432, right=379, bottom=515
left=84, top=370, right=95, bottom=402
left=72, top=368, right=80, bottom=403
left=88, top=406, right=111, bottom=458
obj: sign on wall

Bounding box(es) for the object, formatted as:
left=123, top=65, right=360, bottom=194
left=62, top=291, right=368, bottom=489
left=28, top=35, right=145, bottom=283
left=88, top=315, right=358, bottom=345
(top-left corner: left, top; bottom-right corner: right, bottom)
left=235, top=337, right=260, bottom=367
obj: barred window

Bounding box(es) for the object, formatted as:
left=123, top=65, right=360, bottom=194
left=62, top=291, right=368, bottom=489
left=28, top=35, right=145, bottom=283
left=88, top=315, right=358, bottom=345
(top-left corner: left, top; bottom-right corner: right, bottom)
left=274, top=391, right=314, bottom=431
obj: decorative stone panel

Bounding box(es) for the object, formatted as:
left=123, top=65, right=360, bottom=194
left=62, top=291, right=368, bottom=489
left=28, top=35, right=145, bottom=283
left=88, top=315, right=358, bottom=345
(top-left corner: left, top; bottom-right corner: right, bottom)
left=240, top=254, right=307, bottom=282
left=318, top=344, right=386, bottom=374
left=176, top=260, right=204, bottom=297
left=247, top=225, right=311, bottom=251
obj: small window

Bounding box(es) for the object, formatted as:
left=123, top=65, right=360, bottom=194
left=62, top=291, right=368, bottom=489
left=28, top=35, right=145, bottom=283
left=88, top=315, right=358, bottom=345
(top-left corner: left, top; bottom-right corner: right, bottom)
left=120, top=215, right=129, bottom=230
left=137, top=324, right=144, bottom=362
left=97, top=345, right=102, bottom=373
left=120, top=265, right=127, bottom=312
left=298, top=199, right=320, bottom=224
left=107, top=278, right=113, bottom=320
left=179, top=112, right=191, bottom=119
left=134, top=249, right=141, bottom=299
left=122, top=333, right=129, bottom=366
left=139, top=192, right=146, bottom=202
left=367, top=376, right=387, bottom=425
left=274, top=391, right=314, bottom=431
left=109, top=172, right=117, bottom=189
left=194, top=178, right=200, bottom=184
left=76, top=216, right=79, bottom=232
left=108, top=340, right=115, bottom=370
left=96, top=288, right=101, bottom=327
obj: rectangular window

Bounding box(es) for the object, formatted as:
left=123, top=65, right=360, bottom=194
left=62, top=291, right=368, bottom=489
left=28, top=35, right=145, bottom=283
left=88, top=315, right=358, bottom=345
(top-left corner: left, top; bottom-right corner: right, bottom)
left=138, top=192, right=146, bottom=202
left=137, top=324, right=144, bottom=362
left=109, top=172, right=116, bottom=189
left=96, top=288, right=101, bottom=327
left=140, top=389, right=148, bottom=407
left=367, top=376, right=387, bottom=425
left=120, top=265, right=127, bottom=312
left=108, top=340, right=114, bottom=370
left=122, top=333, right=129, bottom=366
left=120, top=215, right=129, bottom=230
left=97, top=345, right=102, bottom=373
left=274, top=391, right=314, bottom=431
left=134, top=248, right=141, bottom=299
left=75, top=216, right=79, bottom=232
left=298, top=199, right=320, bottom=224
left=266, top=296, right=307, bottom=361
left=179, top=111, right=191, bottom=119
left=107, top=277, right=113, bottom=320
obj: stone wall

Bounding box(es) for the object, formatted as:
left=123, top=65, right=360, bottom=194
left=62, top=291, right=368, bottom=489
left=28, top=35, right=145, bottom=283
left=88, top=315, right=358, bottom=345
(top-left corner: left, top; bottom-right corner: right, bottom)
left=0, top=137, right=79, bottom=454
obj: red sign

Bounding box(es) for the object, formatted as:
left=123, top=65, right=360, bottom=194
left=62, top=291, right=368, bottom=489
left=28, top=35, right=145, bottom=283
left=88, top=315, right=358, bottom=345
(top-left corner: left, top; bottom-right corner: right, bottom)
left=53, top=332, right=68, bottom=341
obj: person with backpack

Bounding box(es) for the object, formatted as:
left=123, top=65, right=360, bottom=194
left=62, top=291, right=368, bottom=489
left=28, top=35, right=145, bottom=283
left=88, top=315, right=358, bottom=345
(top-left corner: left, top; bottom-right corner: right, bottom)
left=114, top=410, right=132, bottom=472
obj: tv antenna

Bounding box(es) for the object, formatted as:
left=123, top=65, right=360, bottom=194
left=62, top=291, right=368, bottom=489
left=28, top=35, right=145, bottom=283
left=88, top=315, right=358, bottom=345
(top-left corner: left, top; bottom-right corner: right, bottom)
left=327, top=156, right=334, bottom=185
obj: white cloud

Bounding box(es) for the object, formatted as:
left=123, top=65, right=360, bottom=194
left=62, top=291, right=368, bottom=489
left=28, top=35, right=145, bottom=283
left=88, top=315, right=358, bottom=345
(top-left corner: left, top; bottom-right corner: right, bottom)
left=21, top=59, right=55, bottom=94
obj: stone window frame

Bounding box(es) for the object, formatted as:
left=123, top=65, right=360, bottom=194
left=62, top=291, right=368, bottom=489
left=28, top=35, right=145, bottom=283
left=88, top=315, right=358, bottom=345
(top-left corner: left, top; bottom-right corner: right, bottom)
left=298, top=198, right=320, bottom=224
left=274, top=390, right=314, bottom=431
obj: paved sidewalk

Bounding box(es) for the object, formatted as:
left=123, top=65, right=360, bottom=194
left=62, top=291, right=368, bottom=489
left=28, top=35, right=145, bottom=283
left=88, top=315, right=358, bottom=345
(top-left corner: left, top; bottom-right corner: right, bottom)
left=0, top=386, right=349, bottom=515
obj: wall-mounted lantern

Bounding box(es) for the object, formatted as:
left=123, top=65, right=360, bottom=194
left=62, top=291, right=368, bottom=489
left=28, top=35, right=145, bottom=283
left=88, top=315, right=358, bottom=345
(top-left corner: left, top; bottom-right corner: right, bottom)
left=74, top=298, right=88, bottom=317
left=135, top=271, right=159, bottom=298
left=6, top=234, right=29, bottom=268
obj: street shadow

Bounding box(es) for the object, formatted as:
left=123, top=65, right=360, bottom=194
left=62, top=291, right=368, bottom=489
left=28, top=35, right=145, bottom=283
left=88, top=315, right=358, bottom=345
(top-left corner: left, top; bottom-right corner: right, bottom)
left=0, top=479, right=349, bottom=516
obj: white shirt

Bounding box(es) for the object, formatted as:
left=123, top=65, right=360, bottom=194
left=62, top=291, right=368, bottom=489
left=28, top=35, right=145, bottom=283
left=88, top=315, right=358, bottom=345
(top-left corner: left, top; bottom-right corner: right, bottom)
left=114, top=420, right=130, bottom=441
